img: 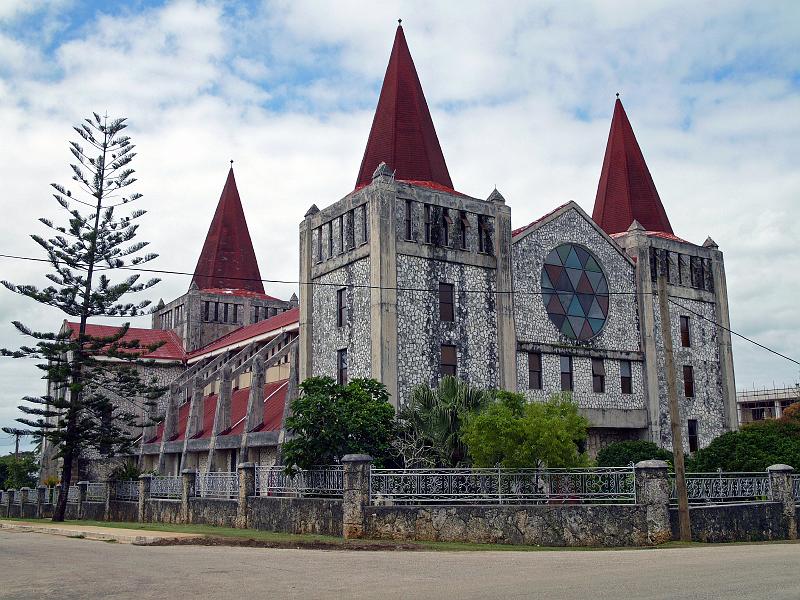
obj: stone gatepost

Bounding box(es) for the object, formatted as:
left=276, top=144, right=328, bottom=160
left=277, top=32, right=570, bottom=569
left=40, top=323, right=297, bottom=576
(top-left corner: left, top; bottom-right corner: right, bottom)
left=342, top=454, right=372, bottom=539
left=104, top=480, right=116, bottom=522
left=36, top=485, right=46, bottom=518
left=6, top=490, right=16, bottom=516
left=19, top=487, right=30, bottom=507
left=54, top=484, right=62, bottom=509
left=634, top=460, right=673, bottom=545
left=77, top=481, right=89, bottom=520
left=138, top=474, right=152, bottom=523
left=767, top=464, right=797, bottom=540
left=181, top=469, right=197, bottom=524
left=236, top=463, right=255, bottom=529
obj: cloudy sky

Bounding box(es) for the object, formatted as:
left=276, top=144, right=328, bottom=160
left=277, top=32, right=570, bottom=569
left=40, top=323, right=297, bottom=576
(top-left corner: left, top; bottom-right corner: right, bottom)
left=0, top=0, right=798, bottom=454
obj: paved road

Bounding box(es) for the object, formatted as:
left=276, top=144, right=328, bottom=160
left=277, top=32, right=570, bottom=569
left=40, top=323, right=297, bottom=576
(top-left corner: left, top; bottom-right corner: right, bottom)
left=1, top=530, right=798, bottom=600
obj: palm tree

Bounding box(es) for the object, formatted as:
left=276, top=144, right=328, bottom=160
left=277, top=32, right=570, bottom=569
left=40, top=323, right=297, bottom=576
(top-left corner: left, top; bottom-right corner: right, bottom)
left=396, top=376, right=491, bottom=467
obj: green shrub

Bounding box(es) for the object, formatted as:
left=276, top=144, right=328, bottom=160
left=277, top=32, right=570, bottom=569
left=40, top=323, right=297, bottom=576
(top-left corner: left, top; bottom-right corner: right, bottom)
left=596, top=440, right=673, bottom=467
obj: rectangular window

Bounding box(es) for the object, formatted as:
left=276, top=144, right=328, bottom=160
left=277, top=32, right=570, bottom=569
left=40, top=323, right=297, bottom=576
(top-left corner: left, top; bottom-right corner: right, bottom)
left=233, top=304, right=240, bottom=324
left=336, top=349, right=348, bottom=385
left=620, top=360, right=632, bottom=394
left=361, top=203, right=368, bottom=244
left=440, top=344, right=457, bottom=377
left=460, top=212, right=469, bottom=250
left=683, top=365, right=695, bottom=398
left=439, top=283, right=454, bottom=322
left=316, top=227, right=322, bottom=262
left=254, top=306, right=260, bottom=323
left=204, top=301, right=211, bottom=322
left=336, top=288, right=347, bottom=327
left=442, top=208, right=452, bottom=247
left=680, top=315, right=691, bottom=347
left=338, top=215, right=344, bottom=253
left=327, top=221, right=333, bottom=258
left=687, top=419, right=699, bottom=453
left=424, top=204, right=432, bottom=243
left=347, top=210, right=355, bottom=249
left=223, top=303, right=230, bottom=323
left=591, top=358, right=606, bottom=393
left=528, top=352, right=542, bottom=390
left=560, top=355, right=573, bottom=392
left=213, top=302, right=220, bottom=322
left=405, top=199, right=413, bottom=241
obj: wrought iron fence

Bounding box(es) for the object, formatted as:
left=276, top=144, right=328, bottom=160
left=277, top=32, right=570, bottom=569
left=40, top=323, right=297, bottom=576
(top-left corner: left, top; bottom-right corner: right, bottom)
left=86, top=482, right=106, bottom=502
left=14, top=491, right=23, bottom=505
left=670, top=472, right=771, bottom=504
left=66, top=485, right=80, bottom=504
left=115, top=480, right=140, bottom=502
left=255, top=466, right=344, bottom=498
left=792, top=474, right=799, bottom=503
left=195, top=471, right=239, bottom=499
left=369, top=467, right=637, bottom=505
left=150, top=476, right=182, bottom=500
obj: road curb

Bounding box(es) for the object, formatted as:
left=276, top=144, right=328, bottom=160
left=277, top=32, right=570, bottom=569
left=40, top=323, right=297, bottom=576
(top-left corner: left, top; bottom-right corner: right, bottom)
left=0, top=522, right=172, bottom=545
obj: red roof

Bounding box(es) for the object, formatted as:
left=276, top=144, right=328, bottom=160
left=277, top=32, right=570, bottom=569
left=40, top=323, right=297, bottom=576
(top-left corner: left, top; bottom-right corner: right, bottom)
left=355, top=25, right=453, bottom=190
left=192, top=168, right=265, bottom=293
left=592, top=98, right=674, bottom=235
left=610, top=230, right=690, bottom=244
left=188, top=307, right=299, bottom=359
left=65, top=322, right=186, bottom=361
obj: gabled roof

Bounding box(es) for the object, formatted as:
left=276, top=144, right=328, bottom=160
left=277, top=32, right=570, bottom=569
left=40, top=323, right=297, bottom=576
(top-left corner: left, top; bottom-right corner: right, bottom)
left=355, top=24, right=453, bottom=190
left=192, top=167, right=265, bottom=293
left=592, top=98, right=674, bottom=235
left=187, top=307, right=300, bottom=362
left=64, top=321, right=186, bottom=361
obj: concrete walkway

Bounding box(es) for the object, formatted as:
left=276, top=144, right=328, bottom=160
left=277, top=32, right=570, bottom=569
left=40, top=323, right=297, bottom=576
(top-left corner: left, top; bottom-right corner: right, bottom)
left=0, top=520, right=201, bottom=545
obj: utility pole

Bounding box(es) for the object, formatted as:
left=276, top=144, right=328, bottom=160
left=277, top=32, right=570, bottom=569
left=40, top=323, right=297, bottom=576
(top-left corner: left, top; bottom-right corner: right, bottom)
left=657, top=273, right=691, bottom=541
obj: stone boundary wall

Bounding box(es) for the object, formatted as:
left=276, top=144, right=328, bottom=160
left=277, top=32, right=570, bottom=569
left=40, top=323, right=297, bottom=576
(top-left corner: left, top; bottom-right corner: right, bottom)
left=669, top=502, right=790, bottom=543
left=189, top=498, right=238, bottom=528
left=247, top=497, right=343, bottom=537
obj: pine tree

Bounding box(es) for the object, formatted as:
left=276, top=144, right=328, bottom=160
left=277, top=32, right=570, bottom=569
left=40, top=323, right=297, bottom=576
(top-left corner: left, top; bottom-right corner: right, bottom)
left=1, top=113, right=167, bottom=521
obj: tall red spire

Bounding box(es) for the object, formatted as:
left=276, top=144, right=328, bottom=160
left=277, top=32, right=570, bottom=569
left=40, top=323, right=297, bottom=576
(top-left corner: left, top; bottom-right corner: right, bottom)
left=592, top=98, right=673, bottom=235
left=355, top=24, right=453, bottom=189
left=192, top=167, right=265, bottom=293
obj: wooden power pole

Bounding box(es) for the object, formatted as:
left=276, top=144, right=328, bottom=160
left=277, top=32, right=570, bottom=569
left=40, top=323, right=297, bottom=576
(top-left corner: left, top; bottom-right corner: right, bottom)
left=657, top=274, right=691, bottom=541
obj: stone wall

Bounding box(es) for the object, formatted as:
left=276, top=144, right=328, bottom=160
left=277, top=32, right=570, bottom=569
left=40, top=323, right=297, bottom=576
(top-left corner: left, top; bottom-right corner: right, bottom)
left=247, top=497, right=343, bottom=537
left=669, top=503, right=788, bottom=543
left=108, top=501, right=138, bottom=523
left=142, top=499, right=183, bottom=524
left=188, top=498, right=238, bottom=528
left=81, top=502, right=105, bottom=521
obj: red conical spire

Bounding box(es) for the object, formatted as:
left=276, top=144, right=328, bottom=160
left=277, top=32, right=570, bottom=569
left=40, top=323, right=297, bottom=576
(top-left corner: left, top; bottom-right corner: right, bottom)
left=355, top=23, right=453, bottom=189
left=192, top=167, right=265, bottom=293
left=592, top=98, right=673, bottom=235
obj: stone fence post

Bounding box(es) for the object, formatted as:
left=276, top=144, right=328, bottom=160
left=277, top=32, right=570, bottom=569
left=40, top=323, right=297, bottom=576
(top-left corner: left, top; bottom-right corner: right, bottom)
left=19, top=487, right=30, bottom=506
left=342, top=454, right=372, bottom=539
left=36, top=485, right=46, bottom=518
left=77, top=481, right=88, bottom=519
left=237, top=463, right=255, bottom=529
left=104, top=480, right=116, bottom=522
left=6, top=490, right=16, bottom=516
left=181, top=469, right=197, bottom=524
left=138, top=474, right=152, bottom=523
left=767, top=464, right=796, bottom=540
left=634, top=460, right=673, bottom=545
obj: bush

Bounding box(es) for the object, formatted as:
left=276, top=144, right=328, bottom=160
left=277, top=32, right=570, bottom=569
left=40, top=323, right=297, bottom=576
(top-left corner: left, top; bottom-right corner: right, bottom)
left=108, top=462, right=142, bottom=481
left=781, top=401, right=800, bottom=423
left=596, top=440, right=673, bottom=467
left=687, top=419, right=800, bottom=472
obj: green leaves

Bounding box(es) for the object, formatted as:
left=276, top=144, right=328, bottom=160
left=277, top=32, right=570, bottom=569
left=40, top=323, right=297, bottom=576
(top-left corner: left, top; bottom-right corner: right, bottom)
left=596, top=440, right=673, bottom=467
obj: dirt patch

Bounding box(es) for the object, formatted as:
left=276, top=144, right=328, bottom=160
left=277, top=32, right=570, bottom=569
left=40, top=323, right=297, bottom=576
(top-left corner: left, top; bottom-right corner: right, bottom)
left=148, top=535, right=422, bottom=551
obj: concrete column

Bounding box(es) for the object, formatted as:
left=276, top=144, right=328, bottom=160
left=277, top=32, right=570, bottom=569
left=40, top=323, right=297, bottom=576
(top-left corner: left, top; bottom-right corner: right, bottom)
left=492, top=201, right=517, bottom=391
left=181, top=469, right=197, bottom=524
left=634, top=460, right=673, bottom=545
left=709, top=248, right=738, bottom=432
left=19, top=487, right=30, bottom=506
left=298, top=212, right=315, bottom=382
left=77, top=481, right=88, bottom=520
left=36, top=485, right=46, bottom=519
left=342, top=454, right=372, bottom=539
left=104, top=480, right=116, bottom=522
left=54, top=484, right=62, bottom=507
left=6, top=490, right=15, bottom=516
left=236, top=462, right=255, bottom=528
left=138, top=474, right=152, bottom=523
left=767, top=464, right=797, bottom=540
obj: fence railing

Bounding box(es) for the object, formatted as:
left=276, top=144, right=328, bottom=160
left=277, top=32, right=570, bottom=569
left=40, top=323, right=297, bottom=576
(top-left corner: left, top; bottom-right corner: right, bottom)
left=66, top=485, right=80, bottom=504
left=369, top=467, right=637, bottom=505
left=793, top=474, right=799, bottom=504
left=255, top=466, right=344, bottom=498
left=115, top=480, right=140, bottom=502
left=195, top=471, right=239, bottom=499
left=86, top=482, right=106, bottom=502
left=671, top=472, right=771, bottom=504
left=150, top=476, right=182, bottom=500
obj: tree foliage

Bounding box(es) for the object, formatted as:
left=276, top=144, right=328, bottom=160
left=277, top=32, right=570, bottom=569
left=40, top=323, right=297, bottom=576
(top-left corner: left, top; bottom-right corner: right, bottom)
left=394, top=376, right=491, bottom=467
left=282, top=377, right=397, bottom=471
left=1, top=113, right=165, bottom=520
left=461, top=391, right=589, bottom=469
left=686, top=419, right=800, bottom=472
left=595, top=440, right=673, bottom=467
left=0, top=452, right=38, bottom=489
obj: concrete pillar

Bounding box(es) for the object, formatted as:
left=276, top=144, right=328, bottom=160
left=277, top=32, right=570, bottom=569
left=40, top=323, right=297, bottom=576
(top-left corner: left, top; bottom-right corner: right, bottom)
left=36, top=485, right=46, bottom=518
left=77, top=481, right=88, bottom=519
left=236, top=462, right=255, bottom=529
left=181, top=469, right=197, bottom=524
left=767, top=464, right=796, bottom=540
left=298, top=213, right=315, bottom=382
left=634, top=460, right=673, bottom=545
left=492, top=200, right=517, bottom=391
left=138, top=474, right=152, bottom=523
left=54, top=484, right=62, bottom=508
left=104, top=480, right=116, bottom=522
left=709, top=248, right=738, bottom=432
left=6, top=490, right=15, bottom=516
left=342, top=454, right=372, bottom=539
left=19, top=487, right=30, bottom=506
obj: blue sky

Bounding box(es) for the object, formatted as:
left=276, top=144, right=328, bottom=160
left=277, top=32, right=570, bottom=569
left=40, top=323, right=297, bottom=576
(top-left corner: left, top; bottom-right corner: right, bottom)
left=0, top=0, right=798, bottom=454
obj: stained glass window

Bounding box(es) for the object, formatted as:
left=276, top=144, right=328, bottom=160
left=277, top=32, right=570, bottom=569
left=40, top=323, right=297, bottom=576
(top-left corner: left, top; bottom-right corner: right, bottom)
left=541, top=243, right=609, bottom=341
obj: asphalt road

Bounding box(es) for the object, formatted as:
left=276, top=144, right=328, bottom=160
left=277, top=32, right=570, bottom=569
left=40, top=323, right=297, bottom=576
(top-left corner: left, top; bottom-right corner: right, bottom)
left=1, top=530, right=798, bottom=600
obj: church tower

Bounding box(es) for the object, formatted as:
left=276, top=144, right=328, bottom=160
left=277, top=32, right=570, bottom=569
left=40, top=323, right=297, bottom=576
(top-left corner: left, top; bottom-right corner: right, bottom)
left=153, top=167, right=297, bottom=351
left=595, top=98, right=738, bottom=449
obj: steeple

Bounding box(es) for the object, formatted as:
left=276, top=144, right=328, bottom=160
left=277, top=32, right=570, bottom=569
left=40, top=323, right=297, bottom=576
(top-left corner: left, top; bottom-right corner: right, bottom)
left=355, top=23, right=453, bottom=190
left=192, top=167, right=265, bottom=293
left=592, top=97, right=674, bottom=235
